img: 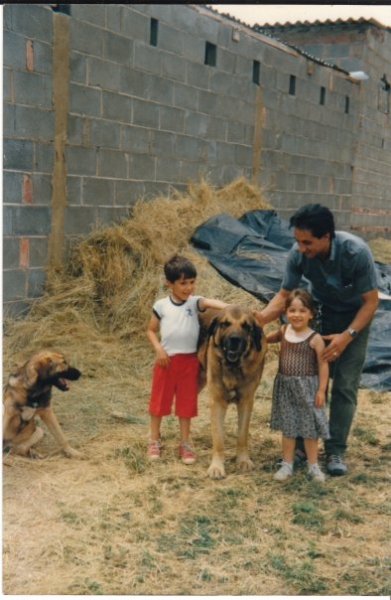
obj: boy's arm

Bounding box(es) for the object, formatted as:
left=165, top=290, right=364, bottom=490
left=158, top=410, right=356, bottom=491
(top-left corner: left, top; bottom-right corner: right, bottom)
left=198, top=297, right=228, bottom=311
left=147, top=314, right=170, bottom=367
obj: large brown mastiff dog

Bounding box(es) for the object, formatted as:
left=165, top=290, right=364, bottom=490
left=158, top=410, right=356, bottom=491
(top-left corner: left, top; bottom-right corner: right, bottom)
left=3, top=350, right=82, bottom=458
left=198, top=305, right=267, bottom=479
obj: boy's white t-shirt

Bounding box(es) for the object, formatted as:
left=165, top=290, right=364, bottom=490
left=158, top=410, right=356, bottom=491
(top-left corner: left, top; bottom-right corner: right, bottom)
left=152, top=295, right=203, bottom=356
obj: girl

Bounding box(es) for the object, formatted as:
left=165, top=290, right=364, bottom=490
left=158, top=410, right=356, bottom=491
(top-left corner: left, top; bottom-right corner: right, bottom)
left=267, top=288, right=329, bottom=482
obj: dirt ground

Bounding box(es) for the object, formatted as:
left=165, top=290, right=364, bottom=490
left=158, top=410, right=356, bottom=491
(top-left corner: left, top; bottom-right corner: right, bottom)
left=3, top=347, right=391, bottom=596
left=3, top=180, right=391, bottom=595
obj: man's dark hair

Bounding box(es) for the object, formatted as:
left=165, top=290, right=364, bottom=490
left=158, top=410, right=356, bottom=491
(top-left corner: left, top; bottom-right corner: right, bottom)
left=289, top=204, right=335, bottom=239
left=164, top=254, right=197, bottom=283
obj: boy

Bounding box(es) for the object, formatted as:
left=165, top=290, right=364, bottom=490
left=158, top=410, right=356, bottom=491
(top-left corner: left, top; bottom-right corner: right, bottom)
left=147, top=254, right=228, bottom=464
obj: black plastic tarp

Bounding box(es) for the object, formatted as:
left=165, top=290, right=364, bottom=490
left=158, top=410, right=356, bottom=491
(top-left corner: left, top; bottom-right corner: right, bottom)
left=191, top=209, right=391, bottom=391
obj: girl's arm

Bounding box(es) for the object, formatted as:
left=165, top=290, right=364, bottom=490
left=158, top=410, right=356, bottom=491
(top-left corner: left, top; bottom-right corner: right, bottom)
left=266, top=329, right=282, bottom=344
left=147, top=314, right=170, bottom=367
left=311, top=333, right=329, bottom=407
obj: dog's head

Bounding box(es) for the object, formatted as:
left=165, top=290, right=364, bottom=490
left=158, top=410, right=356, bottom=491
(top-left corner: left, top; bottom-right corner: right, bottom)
left=22, top=350, right=81, bottom=391
left=209, top=305, right=264, bottom=364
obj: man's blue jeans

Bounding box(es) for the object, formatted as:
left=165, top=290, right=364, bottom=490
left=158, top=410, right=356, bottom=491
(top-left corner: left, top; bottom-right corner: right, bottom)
left=321, top=309, right=371, bottom=457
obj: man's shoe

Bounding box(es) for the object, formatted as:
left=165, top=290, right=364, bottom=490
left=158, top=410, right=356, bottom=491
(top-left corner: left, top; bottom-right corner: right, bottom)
left=273, top=461, right=293, bottom=482
left=308, top=463, right=326, bottom=482
left=179, top=442, right=196, bottom=465
left=294, top=449, right=307, bottom=467
left=327, top=454, right=348, bottom=476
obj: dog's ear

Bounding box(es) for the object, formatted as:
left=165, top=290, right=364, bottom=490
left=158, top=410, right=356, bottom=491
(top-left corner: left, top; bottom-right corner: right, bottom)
left=208, top=316, right=219, bottom=338
left=251, top=322, right=263, bottom=352
left=24, top=360, right=41, bottom=387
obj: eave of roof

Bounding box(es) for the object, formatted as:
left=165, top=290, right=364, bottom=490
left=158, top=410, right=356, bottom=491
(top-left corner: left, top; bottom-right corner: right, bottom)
left=201, top=5, right=351, bottom=76
left=256, top=17, right=389, bottom=32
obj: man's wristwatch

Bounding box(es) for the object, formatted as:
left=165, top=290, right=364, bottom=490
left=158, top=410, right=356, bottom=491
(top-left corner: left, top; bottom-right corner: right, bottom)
left=348, top=328, right=358, bottom=339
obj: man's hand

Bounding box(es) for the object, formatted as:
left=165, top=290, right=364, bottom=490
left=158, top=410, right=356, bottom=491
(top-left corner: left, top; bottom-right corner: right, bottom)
left=322, top=331, right=352, bottom=362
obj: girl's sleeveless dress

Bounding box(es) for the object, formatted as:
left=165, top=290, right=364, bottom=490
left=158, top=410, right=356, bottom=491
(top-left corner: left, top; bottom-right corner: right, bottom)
left=270, top=330, right=330, bottom=439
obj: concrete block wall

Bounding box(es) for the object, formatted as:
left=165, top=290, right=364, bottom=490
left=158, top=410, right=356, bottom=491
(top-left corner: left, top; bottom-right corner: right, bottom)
left=258, top=21, right=391, bottom=237
left=3, top=4, right=389, bottom=316
left=3, top=5, right=54, bottom=316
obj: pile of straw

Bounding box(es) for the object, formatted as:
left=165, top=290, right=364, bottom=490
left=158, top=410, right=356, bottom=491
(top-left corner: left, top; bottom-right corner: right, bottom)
left=3, top=178, right=270, bottom=373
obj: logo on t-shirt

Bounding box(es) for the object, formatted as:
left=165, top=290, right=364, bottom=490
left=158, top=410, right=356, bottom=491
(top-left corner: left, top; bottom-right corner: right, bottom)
left=185, top=308, right=193, bottom=317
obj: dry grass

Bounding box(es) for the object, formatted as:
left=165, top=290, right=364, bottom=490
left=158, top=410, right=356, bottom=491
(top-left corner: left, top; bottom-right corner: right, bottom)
left=3, top=178, right=391, bottom=595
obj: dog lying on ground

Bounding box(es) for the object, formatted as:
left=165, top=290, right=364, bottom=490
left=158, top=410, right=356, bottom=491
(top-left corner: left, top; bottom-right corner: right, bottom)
left=198, top=305, right=267, bottom=479
left=3, top=350, right=82, bottom=458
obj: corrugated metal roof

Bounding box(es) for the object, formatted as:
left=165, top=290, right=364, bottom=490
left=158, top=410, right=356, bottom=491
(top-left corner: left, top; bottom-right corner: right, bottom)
left=201, top=5, right=352, bottom=75
left=257, top=17, right=388, bottom=30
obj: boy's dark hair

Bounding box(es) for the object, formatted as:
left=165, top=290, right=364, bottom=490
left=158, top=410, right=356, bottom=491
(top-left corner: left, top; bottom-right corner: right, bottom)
left=285, top=288, right=316, bottom=316
left=164, top=254, right=197, bottom=283
left=289, top=204, right=335, bottom=239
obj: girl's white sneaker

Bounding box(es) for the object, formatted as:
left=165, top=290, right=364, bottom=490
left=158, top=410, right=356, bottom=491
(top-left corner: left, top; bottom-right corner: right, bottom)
left=308, top=463, right=326, bottom=482
left=274, top=461, right=293, bottom=482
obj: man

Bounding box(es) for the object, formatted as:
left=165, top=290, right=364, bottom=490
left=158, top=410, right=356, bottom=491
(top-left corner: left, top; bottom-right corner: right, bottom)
left=255, top=204, right=378, bottom=476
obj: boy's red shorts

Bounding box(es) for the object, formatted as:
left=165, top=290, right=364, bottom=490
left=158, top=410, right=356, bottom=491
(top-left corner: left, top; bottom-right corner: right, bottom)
left=148, top=353, right=199, bottom=418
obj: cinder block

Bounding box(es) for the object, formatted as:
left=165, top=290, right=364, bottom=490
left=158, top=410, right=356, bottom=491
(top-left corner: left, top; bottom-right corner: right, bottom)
left=144, top=75, right=174, bottom=105
left=159, top=106, right=185, bottom=133
left=162, top=53, right=187, bottom=83
left=14, top=72, right=52, bottom=108
left=71, top=3, right=106, bottom=27
left=130, top=153, right=156, bottom=180
left=5, top=206, right=51, bottom=236
left=115, top=180, right=147, bottom=206
left=150, top=130, right=175, bottom=156
left=121, top=125, right=151, bottom=153
left=70, top=83, right=101, bottom=117
left=104, top=30, right=133, bottom=66
left=159, top=23, right=185, bottom=55
left=3, top=139, right=34, bottom=171
left=70, top=20, right=103, bottom=57
left=122, top=8, right=149, bottom=42
left=70, top=51, right=87, bottom=84
left=64, top=206, right=97, bottom=234
left=83, top=177, right=115, bottom=206
left=3, top=172, right=23, bottom=203
left=14, top=105, right=54, bottom=140
left=6, top=4, right=53, bottom=42
left=134, top=42, right=162, bottom=75
left=173, top=82, right=199, bottom=111
left=67, top=175, right=82, bottom=205
left=33, top=39, right=53, bottom=75
left=89, top=57, right=121, bottom=91
left=2, top=269, right=27, bottom=301
left=3, top=238, right=20, bottom=269
left=102, top=91, right=133, bottom=124
left=35, top=143, right=55, bottom=174
left=29, top=237, right=49, bottom=268
left=90, top=118, right=121, bottom=149
left=97, top=149, right=128, bottom=179
left=132, top=98, right=159, bottom=128
left=31, top=174, right=52, bottom=205
left=28, top=268, right=46, bottom=298
left=156, top=156, right=182, bottom=182
left=65, top=146, right=97, bottom=176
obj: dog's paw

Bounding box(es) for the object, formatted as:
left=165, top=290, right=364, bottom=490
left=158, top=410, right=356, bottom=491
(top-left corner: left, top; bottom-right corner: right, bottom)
left=236, top=455, right=254, bottom=472
left=207, top=460, right=226, bottom=479
left=63, top=446, right=84, bottom=459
